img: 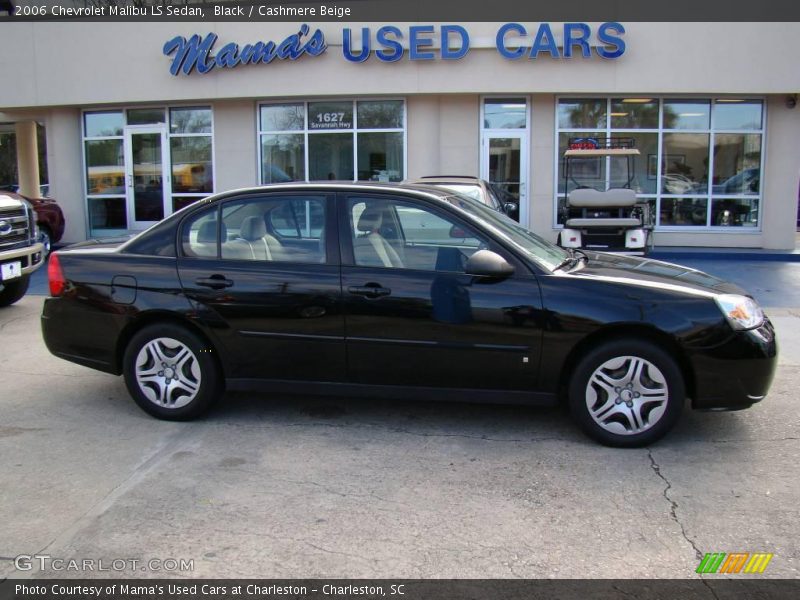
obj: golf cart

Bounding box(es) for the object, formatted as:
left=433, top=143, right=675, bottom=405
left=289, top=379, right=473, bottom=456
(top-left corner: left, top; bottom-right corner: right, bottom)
left=558, top=137, right=653, bottom=255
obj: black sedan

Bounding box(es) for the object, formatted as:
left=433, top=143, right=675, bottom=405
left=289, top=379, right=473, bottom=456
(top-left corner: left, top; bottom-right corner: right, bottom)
left=41, top=183, right=777, bottom=447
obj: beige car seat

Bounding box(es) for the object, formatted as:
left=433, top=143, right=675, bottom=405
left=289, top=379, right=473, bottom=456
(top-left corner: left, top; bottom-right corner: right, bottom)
left=354, top=207, right=403, bottom=268
left=224, top=215, right=284, bottom=261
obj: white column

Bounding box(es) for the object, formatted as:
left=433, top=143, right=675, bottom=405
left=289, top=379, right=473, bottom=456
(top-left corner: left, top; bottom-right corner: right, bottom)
left=15, top=120, right=39, bottom=197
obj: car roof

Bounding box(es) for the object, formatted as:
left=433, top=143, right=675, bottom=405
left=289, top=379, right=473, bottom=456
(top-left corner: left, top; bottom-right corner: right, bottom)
left=189, top=181, right=459, bottom=209
left=407, top=176, right=483, bottom=185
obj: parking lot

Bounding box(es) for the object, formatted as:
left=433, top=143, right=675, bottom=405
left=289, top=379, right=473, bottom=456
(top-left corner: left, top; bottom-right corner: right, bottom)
left=1, top=285, right=799, bottom=579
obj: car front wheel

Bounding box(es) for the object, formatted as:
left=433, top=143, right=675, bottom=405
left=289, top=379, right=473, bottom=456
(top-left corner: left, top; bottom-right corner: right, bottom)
left=568, top=339, right=684, bottom=447
left=123, top=323, right=222, bottom=420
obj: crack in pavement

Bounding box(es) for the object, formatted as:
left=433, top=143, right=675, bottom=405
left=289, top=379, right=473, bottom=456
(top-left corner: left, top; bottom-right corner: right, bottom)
left=646, top=448, right=703, bottom=561
left=646, top=449, right=722, bottom=600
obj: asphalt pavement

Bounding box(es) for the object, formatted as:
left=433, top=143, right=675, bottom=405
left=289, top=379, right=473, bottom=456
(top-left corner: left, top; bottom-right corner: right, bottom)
left=1, top=285, right=798, bottom=578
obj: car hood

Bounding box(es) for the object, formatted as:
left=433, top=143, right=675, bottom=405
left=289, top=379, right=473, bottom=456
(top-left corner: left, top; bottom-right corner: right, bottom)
left=565, top=251, right=747, bottom=297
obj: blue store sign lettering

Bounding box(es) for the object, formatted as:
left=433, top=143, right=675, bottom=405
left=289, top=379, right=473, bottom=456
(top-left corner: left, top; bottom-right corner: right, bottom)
left=163, top=22, right=626, bottom=76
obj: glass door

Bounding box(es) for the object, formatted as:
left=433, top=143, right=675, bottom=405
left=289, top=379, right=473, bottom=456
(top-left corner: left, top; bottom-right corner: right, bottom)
left=124, top=126, right=170, bottom=230
left=482, top=133, right=527, bottom=223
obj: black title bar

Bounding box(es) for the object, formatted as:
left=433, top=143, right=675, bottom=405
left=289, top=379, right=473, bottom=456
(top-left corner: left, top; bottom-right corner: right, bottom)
left=1, top=0, right=799, bottom=22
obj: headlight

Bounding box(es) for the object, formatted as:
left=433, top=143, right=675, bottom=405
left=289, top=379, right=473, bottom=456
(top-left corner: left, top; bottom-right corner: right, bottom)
left=715, top=294, right=765, bottom=330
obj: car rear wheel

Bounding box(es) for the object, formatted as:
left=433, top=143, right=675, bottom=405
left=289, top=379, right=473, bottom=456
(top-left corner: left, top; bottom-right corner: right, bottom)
left=0, top=275, right=30, bottom=307
left=568, top=339, right=684, bottom=447
left=123, top=323, right=222, bottom=420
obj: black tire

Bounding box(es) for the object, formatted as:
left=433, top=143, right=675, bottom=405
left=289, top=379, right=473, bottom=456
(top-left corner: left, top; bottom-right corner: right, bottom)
left=568, top=339, right=684, bottom=447
left=123, top=323, right=223, bottom=420
left=0, top=275, right=30, bottom=307
left=39, top=225, right=52, bottom=257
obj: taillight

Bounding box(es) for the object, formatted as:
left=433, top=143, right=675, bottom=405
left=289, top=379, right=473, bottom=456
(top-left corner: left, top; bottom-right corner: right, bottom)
left=48, top=252, right=66, bottom=297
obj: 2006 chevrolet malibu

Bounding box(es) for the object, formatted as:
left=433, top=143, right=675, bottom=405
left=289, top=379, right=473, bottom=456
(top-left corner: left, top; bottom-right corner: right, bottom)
left=41, top=183, right=777, bottom=447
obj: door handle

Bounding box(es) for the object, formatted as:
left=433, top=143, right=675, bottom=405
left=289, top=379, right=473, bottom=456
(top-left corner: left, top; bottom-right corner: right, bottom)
left=196, top=274, right=234, bottom=290
left=348, top=284, right=391, bottom=298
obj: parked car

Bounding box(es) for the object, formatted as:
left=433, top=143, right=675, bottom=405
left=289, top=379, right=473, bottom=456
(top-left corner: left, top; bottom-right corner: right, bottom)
left=0, top=191, right=45, bottom=306
left=408, top=176, right=519, bottom=221
left=41, top=183, right=776, bottom=447
left=23, top=194, right=65, bottom=256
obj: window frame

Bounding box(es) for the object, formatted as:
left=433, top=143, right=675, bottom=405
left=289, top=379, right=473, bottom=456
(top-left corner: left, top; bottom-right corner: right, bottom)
left=553, top=96, right=766, bottom=233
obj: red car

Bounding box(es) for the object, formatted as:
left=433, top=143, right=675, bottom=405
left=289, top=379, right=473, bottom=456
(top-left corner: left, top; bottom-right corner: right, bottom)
left=23, top=193, right=64, bottom=255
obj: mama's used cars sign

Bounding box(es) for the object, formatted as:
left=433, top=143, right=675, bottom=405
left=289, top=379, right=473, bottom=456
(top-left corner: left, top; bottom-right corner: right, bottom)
left=163, top=22, right=626, bottom=75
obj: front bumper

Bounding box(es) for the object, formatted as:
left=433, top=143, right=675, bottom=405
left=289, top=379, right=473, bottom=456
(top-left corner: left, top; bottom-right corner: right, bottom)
left=0, top=242, right=45, bottom=278
left=691, top=318, right=778, bottom=410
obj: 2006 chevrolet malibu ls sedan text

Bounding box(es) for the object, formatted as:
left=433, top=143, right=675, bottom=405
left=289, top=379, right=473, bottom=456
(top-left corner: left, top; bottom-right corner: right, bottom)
left=41, top=183, right=777, bottom=447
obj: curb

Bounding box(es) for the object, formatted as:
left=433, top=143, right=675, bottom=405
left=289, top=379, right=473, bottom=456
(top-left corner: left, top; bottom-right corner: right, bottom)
left=650, top=251, right=800, bottom=263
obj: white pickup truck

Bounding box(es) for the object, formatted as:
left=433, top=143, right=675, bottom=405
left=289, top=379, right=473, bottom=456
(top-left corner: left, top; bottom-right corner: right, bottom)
left=0, top=192, right=45, bottom=306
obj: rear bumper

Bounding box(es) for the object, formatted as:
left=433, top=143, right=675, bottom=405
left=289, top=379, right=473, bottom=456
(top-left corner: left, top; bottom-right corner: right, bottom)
left=1, top=242, right=45, bottom=277
left=691, top=318, right=778, bottom=410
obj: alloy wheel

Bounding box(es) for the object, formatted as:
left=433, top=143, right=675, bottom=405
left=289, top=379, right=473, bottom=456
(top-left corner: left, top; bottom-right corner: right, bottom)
left=585, top=355, right=668, bottom=436
left=135, top=337, right=201, bottom=408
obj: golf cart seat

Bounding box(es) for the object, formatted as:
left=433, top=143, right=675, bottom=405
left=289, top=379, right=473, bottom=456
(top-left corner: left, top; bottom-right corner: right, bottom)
left=565, top=217, right=642, bottom=228
left=567, top=188, right=638, bottom=208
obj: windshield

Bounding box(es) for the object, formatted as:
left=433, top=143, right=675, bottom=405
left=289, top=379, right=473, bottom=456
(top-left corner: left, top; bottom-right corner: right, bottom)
left=444, top=194, right=569, bottom=271
left=428, top=183, right=484, bottom=203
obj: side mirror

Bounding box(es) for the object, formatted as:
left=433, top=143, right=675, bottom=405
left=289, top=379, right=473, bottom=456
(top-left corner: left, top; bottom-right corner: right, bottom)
left=465, top=250, right=515, bottom=279
left=504, top=202, right=517, bottom=214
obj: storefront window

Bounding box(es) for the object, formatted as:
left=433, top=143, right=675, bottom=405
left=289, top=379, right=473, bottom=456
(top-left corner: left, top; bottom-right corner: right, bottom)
left=660, top=197, right=708, bottom=226
left=610, top=99, right=658, bottom=129
left=714, top=100, right=763, bottom=130
left=358, top=100, right=404, bottom=129
left=555, top=97, right=765, bottom=230
left=557, top=131, right=603, bottom=194
left=169, top=107, right=212, bottom=134
left=308, top=101, right=354, bottom=130
left=663, top=100, right=710, bottom=130
left=357, top=132, right=403, bottom=181
left=127, top=108, right=166, bottom=126
left=260, top=104, right=304, bottom=131
left=88, top=197, right=126, bottom=230
left=85, top=140, right=124, bottom=195
left=712, top=134, right=761, bottom=193
left=557, top=99, right=606, bottom=129
left=170, top=137, right=213, bottom=194
left=84, top=111, right=124, bottom=137
left=261, top=134, right=305, bottom=183
left=662, top=133, right=710, bottom=194
left=710, top=198, right=759, bottom=227
left=309, top=133, right=354, bottom=181
left=484, top=98, right=527, bottom=129
left=258, top=100, right=406, bottom=184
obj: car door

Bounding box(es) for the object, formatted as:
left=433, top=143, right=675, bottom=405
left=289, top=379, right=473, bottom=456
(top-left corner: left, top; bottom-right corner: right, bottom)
left=339, top=191, right=544, bottom=391
left=176, top=191, right=345, bottom=382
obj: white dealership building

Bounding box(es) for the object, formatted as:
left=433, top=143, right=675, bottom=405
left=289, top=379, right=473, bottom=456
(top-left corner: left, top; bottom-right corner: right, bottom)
left=0, top=21, right=798, bottom=248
